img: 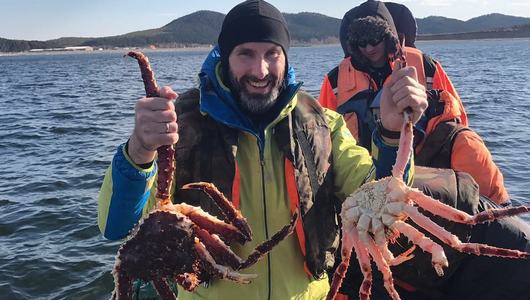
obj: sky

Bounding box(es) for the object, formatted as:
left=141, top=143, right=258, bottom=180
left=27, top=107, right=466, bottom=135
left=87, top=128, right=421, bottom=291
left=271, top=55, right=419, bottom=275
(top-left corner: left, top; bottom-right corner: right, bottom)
left=1, top=0, right=530, bottom=41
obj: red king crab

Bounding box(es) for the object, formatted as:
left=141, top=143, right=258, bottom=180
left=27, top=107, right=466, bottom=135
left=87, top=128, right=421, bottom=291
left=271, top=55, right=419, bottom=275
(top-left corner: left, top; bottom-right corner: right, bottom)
left=327, top=54, right=530, bottom=300
left=111, top=52, right=298, bottom=300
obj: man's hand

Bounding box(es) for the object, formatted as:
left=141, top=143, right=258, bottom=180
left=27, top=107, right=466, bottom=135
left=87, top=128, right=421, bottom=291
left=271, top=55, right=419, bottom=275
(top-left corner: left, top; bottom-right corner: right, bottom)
left=380, top=66, right=427, bottom=133
left=128, top=86, right=179, bottom=165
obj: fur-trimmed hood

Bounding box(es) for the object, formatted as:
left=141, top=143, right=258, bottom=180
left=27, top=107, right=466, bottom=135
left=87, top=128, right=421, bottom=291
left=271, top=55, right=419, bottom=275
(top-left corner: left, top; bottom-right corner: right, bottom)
left=339, top=1, right=400, bottom=72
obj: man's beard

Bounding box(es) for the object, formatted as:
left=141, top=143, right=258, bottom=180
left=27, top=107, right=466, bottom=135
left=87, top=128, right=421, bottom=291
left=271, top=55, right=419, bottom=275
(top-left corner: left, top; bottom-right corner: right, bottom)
left=229, top=71, right=284, bottom=115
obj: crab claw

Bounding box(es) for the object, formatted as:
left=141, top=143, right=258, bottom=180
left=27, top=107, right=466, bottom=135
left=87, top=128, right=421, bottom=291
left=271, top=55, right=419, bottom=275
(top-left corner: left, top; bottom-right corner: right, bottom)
left=389, top=245, right=416, bottom=266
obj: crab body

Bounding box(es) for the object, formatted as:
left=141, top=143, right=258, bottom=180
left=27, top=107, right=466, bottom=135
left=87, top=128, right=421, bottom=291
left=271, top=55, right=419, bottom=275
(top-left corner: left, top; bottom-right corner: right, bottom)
left=113, top=210, right=201, bottom=296
left=111, top=183, right=298, bottom=300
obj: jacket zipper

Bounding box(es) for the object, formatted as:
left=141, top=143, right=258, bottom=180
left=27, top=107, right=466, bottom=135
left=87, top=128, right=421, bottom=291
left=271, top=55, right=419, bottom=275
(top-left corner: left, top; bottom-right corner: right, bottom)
left=253, top=84, right=301, bottom=300
left=258, top=146, right=272, bottom=300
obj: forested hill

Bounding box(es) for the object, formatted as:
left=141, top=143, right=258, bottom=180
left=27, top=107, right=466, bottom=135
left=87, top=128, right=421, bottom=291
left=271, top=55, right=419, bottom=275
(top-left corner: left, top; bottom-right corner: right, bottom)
left=417, top=13, right=530, bottom=34
left=0, top=11, right=341, bottom=52
left=2, top=11, right=530, bottom=53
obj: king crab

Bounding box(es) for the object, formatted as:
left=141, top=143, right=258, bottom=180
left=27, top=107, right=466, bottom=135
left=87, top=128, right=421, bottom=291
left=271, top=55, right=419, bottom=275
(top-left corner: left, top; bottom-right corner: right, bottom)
left=110, top=52, right=298, bottom=300
left=327, top=51, right=530, bottom=300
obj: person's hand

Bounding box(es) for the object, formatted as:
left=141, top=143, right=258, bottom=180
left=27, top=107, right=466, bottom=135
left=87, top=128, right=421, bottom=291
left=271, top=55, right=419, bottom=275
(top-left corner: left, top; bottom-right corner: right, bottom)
left=128, top=86, right=179, bottom=165
left=380, top=66, right=427, bottom=134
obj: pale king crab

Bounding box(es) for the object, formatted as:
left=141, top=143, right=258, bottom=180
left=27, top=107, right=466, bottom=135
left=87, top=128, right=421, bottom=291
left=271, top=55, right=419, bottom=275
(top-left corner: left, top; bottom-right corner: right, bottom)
left=327, top=99, right=530, bottom=299
left=110, top=52, right=298, bottom=300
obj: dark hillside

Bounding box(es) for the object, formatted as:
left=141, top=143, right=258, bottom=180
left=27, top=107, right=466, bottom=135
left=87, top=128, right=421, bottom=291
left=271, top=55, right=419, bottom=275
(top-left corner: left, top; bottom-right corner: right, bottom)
left=416, top=16, right=466, bottom=34
left=2, top=11, right=530, bottom=53
left=284, top=12, right=340, bottom=41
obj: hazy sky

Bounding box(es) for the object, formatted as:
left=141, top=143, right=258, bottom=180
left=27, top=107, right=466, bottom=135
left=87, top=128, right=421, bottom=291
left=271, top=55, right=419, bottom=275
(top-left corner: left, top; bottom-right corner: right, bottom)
left=2, top=0, right=530, bottom=41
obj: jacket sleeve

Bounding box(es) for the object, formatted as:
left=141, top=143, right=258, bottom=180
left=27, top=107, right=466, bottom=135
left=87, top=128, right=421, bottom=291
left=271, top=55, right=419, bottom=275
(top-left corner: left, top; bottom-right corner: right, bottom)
left=432, top=62, right=469, bottom=126
left=451, top=131, right=510, bottom=204
left=97, top=143, right=158, bottom=240
left=326, top=109, right=412, bottom=201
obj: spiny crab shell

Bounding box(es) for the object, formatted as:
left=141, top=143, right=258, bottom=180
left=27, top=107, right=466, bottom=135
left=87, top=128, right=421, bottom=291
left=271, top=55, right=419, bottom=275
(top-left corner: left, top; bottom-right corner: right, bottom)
left=113, top=210, right=205, bottom=291
left=349, top=177, right=397, bottom=212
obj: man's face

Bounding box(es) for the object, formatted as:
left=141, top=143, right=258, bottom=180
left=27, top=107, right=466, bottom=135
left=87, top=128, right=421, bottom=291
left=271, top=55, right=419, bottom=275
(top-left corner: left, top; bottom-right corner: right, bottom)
left=358, top=38, right=386, bottom=67
left=228, top=42, right=286, bottom=115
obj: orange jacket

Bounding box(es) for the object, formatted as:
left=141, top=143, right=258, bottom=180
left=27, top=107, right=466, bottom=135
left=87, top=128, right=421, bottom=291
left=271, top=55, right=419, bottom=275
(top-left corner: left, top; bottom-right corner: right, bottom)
left=451, top=125, right=509, bottom=203
left=319, top=47, right=467, bottom=134
left=318, top=49, right=508, bottom=204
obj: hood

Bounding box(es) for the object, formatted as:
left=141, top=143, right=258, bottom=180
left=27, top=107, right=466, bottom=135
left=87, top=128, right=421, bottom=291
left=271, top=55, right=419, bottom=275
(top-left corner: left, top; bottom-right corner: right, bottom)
left=339, top=1, right=399, bottom=72
left=198, top=46, right=301, bottom=151
left=384, top=2, right=417, bottom=48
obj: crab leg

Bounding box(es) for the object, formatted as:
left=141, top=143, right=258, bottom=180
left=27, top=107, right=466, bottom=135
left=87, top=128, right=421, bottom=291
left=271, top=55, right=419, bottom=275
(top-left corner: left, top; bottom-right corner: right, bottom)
left=167, top=203, right=249, bottom=244
left=404, top=205, right=530, bottom=259
left=392, top=220, right=449, bottom=276
left=327, top=224, right=372, bottom=300
left=327, top=229, right=353, bottom=300
left=372, top=217, right=416, bottom=266
left=360, top=231, right=401, bottom=300
left=191, top=209, right=298, bottom=270
left=126, top=51, right=175, bottom=204
left=152, top=277, right=177, bottom=300
left=407, top=189, right=530, bottom=224
left=391, top=112, right=414, bottom=179
left=125, top=51, right=159, bottom=97
left=193, top=238, right=257, bottom=284
left=193, top=227, right=243, bottom=270
left=182, top=182, right=252, bottom=241
left=239, top=211, right=298, bottom=269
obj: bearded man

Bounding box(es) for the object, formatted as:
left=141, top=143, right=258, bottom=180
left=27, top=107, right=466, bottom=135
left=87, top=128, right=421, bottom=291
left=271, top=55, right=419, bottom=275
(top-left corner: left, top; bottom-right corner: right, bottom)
left=98, top=1, right=427, bottom=299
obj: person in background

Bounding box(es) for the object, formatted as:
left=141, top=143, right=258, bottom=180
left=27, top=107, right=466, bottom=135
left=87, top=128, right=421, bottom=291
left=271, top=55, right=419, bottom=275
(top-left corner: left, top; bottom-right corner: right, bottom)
left=320, top=2, right=530, bottom=300
left=319, top=0, right=509, bottom=205
left=97, top=0, right=428, bottom=299
left=342, top=1, right=464, bottom=100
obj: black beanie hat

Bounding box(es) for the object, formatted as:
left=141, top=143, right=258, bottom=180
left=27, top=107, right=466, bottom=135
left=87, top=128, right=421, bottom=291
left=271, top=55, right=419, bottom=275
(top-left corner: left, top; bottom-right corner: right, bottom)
left=218, top=0, right=290, bottom=69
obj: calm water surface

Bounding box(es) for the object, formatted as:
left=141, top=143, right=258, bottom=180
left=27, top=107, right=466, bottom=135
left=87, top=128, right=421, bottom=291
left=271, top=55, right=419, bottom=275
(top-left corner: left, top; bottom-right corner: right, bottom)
left=1, top=39, right=529, bottom=299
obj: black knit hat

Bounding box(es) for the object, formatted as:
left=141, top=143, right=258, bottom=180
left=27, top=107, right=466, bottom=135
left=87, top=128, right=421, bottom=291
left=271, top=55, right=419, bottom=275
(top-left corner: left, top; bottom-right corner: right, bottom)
left=218, top=0, right=290, bottom=70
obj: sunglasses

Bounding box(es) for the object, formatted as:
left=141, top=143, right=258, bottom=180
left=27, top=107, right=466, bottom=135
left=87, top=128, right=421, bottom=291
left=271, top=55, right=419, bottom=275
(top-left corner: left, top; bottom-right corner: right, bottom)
left=357, top=36, right=384, bottom=48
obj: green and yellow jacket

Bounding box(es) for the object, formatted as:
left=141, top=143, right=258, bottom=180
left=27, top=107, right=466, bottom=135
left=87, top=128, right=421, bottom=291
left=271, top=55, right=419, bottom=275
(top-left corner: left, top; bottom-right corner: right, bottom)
left=98, top=47, right=410, bottom=300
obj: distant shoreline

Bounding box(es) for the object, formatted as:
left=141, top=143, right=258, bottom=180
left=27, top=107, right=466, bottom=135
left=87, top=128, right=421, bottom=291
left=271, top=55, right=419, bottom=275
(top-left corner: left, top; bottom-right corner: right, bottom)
left=418, top=30, right=530, bottom=41
left=0, top=46, right=214, bottom=56
left=1, top=36, right=530, bottom=56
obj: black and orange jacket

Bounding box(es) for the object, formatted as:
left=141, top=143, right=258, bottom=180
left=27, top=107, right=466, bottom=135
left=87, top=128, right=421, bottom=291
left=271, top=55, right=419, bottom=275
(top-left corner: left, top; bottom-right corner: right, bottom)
left=319, top=0, right=509, bottom=204
left=318, top=53, right=508, bottom=204
left=319, top=49, right=467, bottom=136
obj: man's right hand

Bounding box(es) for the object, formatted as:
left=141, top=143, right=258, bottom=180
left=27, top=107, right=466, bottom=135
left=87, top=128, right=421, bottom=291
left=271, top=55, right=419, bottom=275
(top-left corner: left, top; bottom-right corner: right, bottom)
left=128, top=86, right=179, bottom=165
left=380, top=66, right=427, bottom=131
